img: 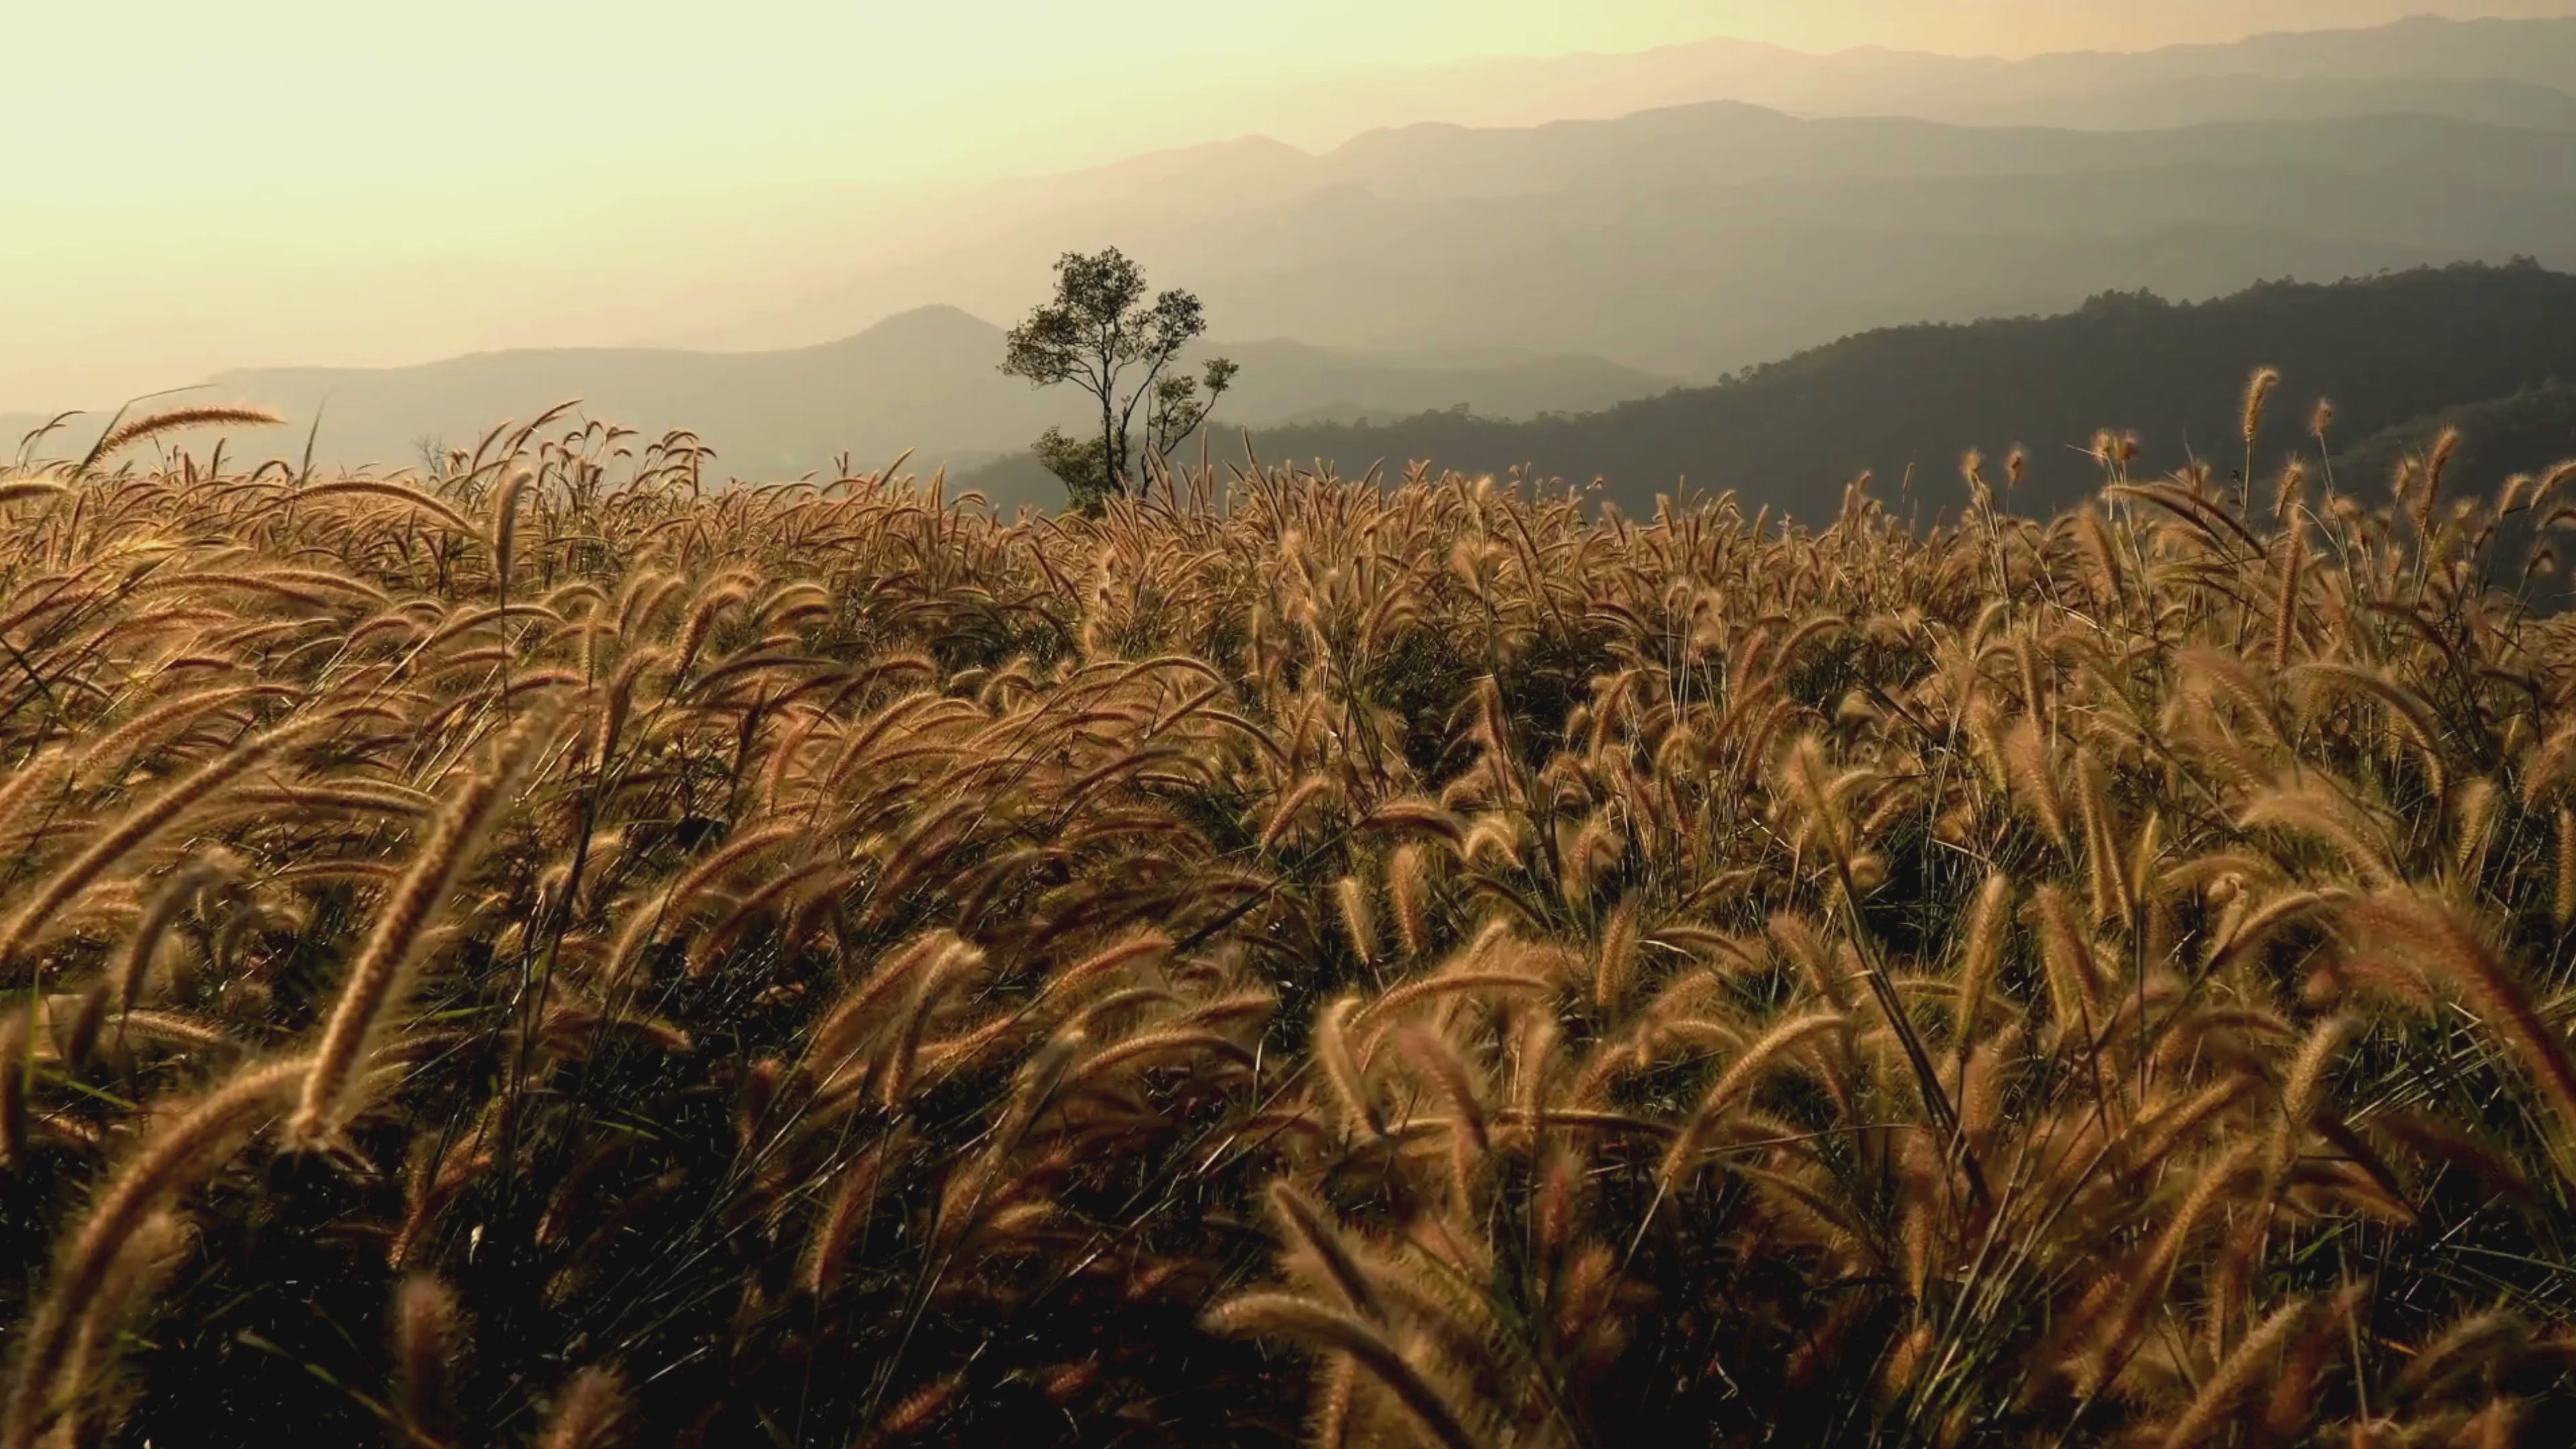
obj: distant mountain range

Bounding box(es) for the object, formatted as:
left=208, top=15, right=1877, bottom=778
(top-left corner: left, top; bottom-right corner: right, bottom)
left=1347, top=14, right=2576, bottom=138
left=43, top=312, right=1664, bottom=477
left=653, top=15, right=2576, bottom=356
left=963, top=262, right=2576, bottom=519
left=91, top=91, right=2576, bottom=486
left=16, top=13, right=2576, bottom=509
left=713, top=99, right=2576, bottom=389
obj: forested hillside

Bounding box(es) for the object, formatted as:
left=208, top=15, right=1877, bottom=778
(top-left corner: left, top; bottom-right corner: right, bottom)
left=972, top=262, right=2576, bottom=519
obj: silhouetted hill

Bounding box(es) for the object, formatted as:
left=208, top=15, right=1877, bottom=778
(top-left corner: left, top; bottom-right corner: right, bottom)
left=1351, top=15, right=2576, bottom=138
left=2337, top=382, right=2576, bottom=498
left=1939, top=74, right=2576, bottom=133
left=199, top=306, right=1037, bottom=476
left=187, top=309, right=1666, bottom=476
left=961, top=262, right=2576, bottom=521
left=733, top=103, right=2576, bottom=384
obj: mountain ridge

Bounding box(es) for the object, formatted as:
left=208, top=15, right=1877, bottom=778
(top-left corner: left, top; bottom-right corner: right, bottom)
left=709, top=99, right=2576, bottom=382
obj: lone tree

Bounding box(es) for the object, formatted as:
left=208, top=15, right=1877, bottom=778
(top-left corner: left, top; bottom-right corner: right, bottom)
left=1002, top=247, right=1236, bottom=511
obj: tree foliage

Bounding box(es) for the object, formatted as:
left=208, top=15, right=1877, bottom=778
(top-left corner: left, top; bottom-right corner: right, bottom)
left=1002, top=248, right=1236, bottom=509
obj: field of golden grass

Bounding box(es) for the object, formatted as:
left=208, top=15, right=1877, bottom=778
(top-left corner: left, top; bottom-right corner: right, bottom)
left=4, top=398, right=2576, bottom=1446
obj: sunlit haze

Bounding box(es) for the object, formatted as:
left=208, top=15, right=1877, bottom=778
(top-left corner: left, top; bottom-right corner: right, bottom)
left=9, top=1, right=2575, bottom=409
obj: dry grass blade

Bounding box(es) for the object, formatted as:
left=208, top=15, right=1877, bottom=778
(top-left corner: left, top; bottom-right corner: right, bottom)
left=537, top=1366, right=633, bottom=1449
left=2, top=1056, right=312, bottom=1449
left=84, top=407, right=281, bottom=466
left=3, top=382, right=2570, bottom=1446
left=0, top=714, right=339, bottom=973
left=289, top=707, right=557, bottom=1146
left=1205, top=1293, right=1487, bottom=1449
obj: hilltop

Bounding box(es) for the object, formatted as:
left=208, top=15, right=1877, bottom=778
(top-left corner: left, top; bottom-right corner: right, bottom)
left=172, top=309, right=1664, bottom=477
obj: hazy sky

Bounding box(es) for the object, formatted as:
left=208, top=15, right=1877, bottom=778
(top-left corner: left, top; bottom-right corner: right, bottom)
left=9, top=1, right=2575, bottom=409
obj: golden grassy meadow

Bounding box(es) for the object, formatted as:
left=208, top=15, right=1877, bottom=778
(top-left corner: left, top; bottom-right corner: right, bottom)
left=5, top=393, right=2576, bottom=1446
